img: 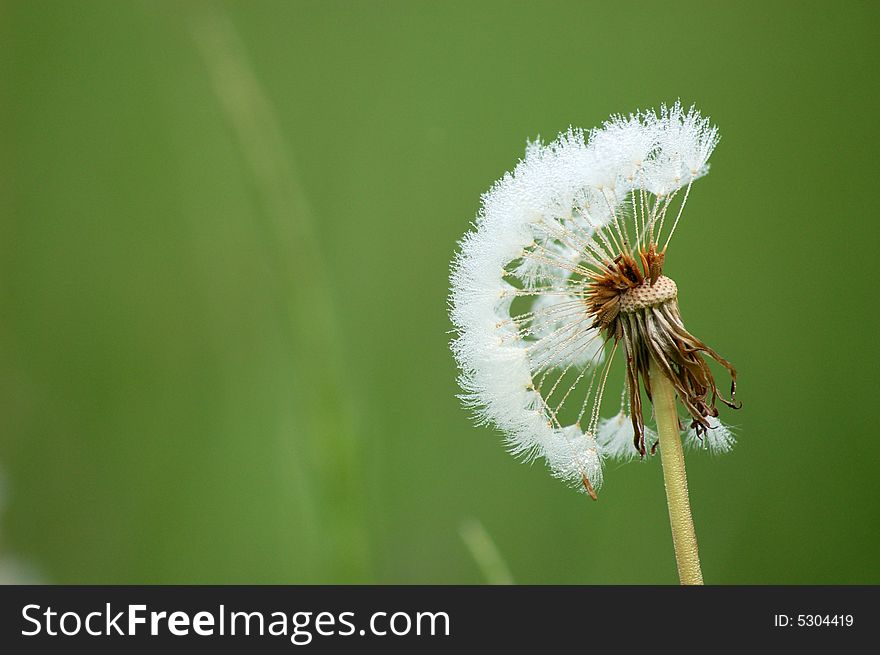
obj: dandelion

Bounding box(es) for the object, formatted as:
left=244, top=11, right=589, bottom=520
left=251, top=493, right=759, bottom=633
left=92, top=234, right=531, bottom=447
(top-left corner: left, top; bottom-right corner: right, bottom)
left=449, top=102, right=741, bottom=584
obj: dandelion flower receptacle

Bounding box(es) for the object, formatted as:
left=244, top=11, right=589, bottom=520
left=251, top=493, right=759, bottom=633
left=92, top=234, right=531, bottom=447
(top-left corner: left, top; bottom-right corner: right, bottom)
left=449, top=102, right=741, bottom=584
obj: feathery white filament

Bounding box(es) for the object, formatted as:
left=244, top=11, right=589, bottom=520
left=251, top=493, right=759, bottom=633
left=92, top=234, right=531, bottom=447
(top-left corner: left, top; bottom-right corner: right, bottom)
left=450, top=102, right=722, bottom=491
left=684, top=417, right=737, bottom=454
left=597, top=411, right=659, bottom=461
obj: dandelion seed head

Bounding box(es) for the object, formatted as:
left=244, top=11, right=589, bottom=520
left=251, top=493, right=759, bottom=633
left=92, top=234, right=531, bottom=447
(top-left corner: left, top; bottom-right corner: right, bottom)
left=449, top=102, right=739, bottom=494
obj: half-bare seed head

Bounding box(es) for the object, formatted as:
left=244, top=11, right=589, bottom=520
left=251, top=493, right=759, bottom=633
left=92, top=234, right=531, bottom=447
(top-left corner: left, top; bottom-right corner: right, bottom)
left=584, top=247, right=738, bottom=457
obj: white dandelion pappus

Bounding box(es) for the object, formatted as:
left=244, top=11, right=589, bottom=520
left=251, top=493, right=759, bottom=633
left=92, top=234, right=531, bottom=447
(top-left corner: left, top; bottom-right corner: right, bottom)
left=449, top=102, right=740, bottom=497
left=684, top=415, right=736, bottom=454
left=597, top=411, right=658, bottom=462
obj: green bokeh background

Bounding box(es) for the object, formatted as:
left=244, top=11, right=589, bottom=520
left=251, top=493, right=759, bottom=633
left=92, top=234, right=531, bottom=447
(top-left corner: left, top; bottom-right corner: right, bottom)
left=1, top=1, right=878, bottom=584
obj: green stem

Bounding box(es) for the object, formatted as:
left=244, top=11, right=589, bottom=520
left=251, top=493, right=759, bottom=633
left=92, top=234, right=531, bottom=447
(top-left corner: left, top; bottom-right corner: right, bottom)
left=650, top=358, right=703, bottom=585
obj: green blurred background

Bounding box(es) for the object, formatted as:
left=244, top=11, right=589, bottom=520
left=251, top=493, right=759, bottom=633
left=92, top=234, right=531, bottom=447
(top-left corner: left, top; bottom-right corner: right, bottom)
left=1, top=0, right=878, bottom=584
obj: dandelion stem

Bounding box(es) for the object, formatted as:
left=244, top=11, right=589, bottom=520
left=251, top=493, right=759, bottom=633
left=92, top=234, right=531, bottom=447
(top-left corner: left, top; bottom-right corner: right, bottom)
left=650, top=358, right=703, bottom=585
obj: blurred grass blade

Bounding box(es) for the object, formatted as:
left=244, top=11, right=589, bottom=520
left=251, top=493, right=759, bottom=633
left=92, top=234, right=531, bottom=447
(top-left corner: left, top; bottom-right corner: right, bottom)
left=191, top=9, right=369, bottom=581
left=460, top=519, right=514, bottom=585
